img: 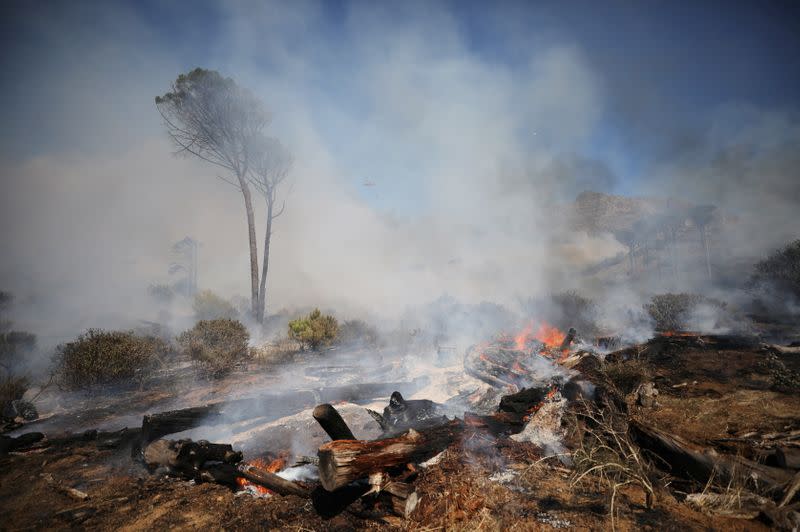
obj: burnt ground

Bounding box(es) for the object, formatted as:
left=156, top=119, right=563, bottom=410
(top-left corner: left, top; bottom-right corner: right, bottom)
left=1, top=336, right=798, bottom=531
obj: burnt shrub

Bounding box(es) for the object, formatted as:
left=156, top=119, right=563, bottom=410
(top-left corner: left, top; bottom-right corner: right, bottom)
left=335, top=319, right=381, bottom=348
left=178, top=319, right=250, bottom=378
left=601, top=359, right=652, bottom=396
left=644, top=293, right=725, bottom=332
left=288, top=309, right=338, bottom=351
left=0, top=375, right=29, bottom=418
left=54, top=329, right=168, bottom=390
left=192, top=290, right=239, bottom=321
left=752, top=240, right=800, bottom=298
left=550, top=290, right=598, bottom=335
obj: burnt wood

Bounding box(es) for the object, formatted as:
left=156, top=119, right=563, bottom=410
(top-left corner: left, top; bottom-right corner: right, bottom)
left=313, top=404, right=356, bottom=441
left=318, top=419, right=463, bottom=491
left=630, top=420, right=794, bottom=493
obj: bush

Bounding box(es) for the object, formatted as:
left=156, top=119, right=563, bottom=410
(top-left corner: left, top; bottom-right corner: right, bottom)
left=288, top=309, right=338, bottom=350
left=250, top=337, right=301, bottom=368
left=601, top=359, right=652, bottom=395
left=54, top=329, right=168, bottom=390
left=336, top=319, right=381, bottom=348
left=752, top=240, right=800, bottom=298
left=0, top=375, right=29, bottom=417
left=550, top=290, right=598, bottom=335
left=192, top=290, right=239, bottom=321
left=178, top=319, right=250, bottom=378
left=644, top=293, right=725, bottom=332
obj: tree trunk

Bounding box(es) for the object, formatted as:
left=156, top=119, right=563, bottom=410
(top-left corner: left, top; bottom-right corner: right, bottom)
left=238, top=175, right=260, bottom=321
left=313, top=403, right=356, bottom=441
left=630, top=420, right=794, bottom=494
left=257, top=195, right=274, bottom=323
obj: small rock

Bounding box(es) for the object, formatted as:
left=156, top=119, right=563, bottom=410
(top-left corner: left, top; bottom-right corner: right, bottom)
left=636, top=382, right=659, bottom=408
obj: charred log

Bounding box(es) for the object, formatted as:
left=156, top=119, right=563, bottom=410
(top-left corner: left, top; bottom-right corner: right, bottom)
left=0, top=431, right=44, bottom=454
left=630, top=420, right=794, bottom=494
left=382, top=392, right=443, bottom=431
left=559, top=327, right=577, bottom=351
left=143, top=439, right=242, bottom=474
left=313, top=403, right=356, bottom=441
left=318, top=419, right=463, bottom=491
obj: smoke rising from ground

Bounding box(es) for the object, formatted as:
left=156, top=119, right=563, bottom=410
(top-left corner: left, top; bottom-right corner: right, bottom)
left=0, top=1, right=798, bottom=357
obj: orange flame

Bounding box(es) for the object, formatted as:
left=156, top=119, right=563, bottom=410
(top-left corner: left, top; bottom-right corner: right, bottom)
left=522, top=385, right=559, bottom=422
left=236, top=456, right=287, bottom=495
left=514, top=321, right=566, bottom=351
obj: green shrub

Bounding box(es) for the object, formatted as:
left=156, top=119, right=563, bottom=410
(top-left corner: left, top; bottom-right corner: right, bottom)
left=288, top=309, right=338, bottom=350
left=644, top=293, right=725, bottom=332
left=752, top=240, right=800, bottom=298
left=336, top=319, right=381, bottom=348
left=54, top=329, right=168, bottom=390
left=192, top=290, right=239, bottom=321
left=178, top=319, right=250, bottom=378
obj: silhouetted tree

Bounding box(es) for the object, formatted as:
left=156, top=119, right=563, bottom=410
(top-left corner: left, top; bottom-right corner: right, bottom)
left=156, top=68, right=269, bottom=319
left=249, top=135, right=293, bottom=323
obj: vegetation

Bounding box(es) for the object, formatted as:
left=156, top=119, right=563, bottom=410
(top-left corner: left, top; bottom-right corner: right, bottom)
left=192, top=290, right=239, bottom=321
left=752, top=239, right=800, bottom=298
left=0, top=375, right=29, bottom=418
left=569, top=403, right=658, bottom=528
left=644, top=293, right=725, bottom=331
left=601, top=359, right=652, bottom=396
left=250, top=337, right=301, bottom=368
left=178, top=319, right=250, bottom=378
left=288, top=309, right=338, bottom=350
left=156, top=68, right=291, bottom=323
left=336, top=319, right=381, bottom=348
left=550, top=290, right=598, bottom=335
left=54, top=329, right=168, bottom=390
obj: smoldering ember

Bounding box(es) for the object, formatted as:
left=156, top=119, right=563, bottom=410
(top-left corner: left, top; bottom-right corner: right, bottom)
left=2, top=2, right=800, bottom=532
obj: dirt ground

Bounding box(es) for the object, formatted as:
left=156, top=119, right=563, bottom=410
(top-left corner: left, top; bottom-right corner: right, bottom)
left=1, top=335, right=797, bottom=531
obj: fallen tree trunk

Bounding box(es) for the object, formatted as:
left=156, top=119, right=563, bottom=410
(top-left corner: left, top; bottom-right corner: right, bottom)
left=313, top=404, right=356, bottom=441
left=318, top=419, right=463, bottom=491
left=630, top=420, right=794, bottom=494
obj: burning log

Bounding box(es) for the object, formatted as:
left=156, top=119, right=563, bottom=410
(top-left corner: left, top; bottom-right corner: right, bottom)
left=318, top=419, right=463, bottom=491
left=313, top=403, right=356, bottom=441
left=239, top=463, right=311, bottom=497
left=630, top=420, right=795, bottom=494
left=198, top=463, right=310, bottom=498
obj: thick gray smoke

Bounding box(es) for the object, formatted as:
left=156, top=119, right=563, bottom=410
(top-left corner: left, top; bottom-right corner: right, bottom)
left=0, top=1, right=797, bottom=361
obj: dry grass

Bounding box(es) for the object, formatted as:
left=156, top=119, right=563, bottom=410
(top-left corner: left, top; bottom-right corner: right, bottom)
left=568, top=402, right=658, bottom=531
left=601, top=359, right=652, bottom=396
left=250, top=337, right=301, bottom=368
